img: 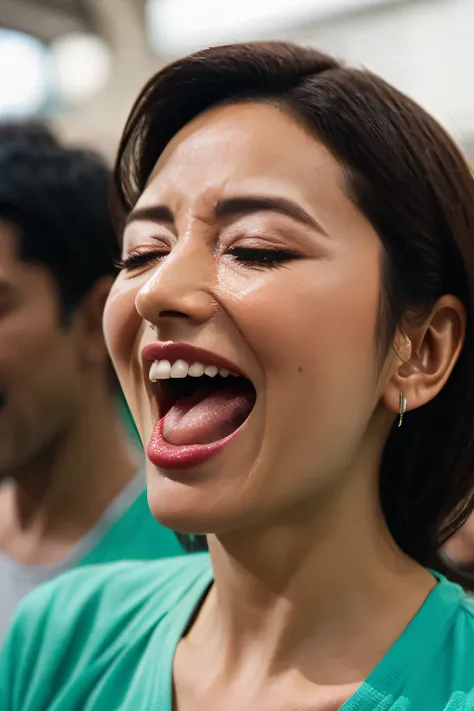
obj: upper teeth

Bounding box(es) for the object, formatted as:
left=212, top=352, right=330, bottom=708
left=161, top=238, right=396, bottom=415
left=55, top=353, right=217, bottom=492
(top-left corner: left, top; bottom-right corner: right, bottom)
left=149, top=359, right=238, bottom=382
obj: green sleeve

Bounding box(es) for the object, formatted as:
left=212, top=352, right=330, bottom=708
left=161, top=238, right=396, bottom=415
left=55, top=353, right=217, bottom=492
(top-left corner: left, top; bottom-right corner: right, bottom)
left=0, top=564, right=147, bottom=710
left=0, top=581, right=57, bottom=711
left=0, top=556, right=211, bottom=711
left=0, top=613, right=16, bottom=709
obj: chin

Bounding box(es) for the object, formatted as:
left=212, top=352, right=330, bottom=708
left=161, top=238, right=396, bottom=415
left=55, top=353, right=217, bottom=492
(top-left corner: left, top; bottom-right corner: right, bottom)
left=145, top=463, right=253, bottom=535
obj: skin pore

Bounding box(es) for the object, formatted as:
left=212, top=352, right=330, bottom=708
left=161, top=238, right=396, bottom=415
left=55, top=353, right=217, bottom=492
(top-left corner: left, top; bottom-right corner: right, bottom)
left=0, top=223, right=137, bottom=564
left=104, top=103, right=464, bottom=710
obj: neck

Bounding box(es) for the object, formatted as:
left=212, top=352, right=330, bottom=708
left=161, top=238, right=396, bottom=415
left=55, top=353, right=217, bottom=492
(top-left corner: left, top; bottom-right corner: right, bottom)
left=0, top=385, right=138, bottom=563
left=193, top=470, right=434, bottom=687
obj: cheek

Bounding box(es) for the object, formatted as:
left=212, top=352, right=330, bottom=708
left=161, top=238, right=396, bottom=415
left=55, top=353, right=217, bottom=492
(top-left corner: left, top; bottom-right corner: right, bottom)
left=0, top=307, right=58, bottom=370
left=103, top=279, right=140, bottom=369
left=220, top=250, right=381, bottom=452
left=103, top=281, right=143, bottom=399
left=223, top=256, right=380, bottom=374
left=103, top=278, right=155, bottom=438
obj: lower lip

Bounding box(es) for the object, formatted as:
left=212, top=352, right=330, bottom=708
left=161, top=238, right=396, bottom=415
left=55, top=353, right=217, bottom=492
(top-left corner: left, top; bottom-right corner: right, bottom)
left=147, top=418, right=241, bottom=470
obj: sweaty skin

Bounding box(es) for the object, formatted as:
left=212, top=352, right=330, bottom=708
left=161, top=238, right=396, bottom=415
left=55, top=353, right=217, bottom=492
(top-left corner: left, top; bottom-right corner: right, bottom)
left=104, top=103, right=463, bottom=710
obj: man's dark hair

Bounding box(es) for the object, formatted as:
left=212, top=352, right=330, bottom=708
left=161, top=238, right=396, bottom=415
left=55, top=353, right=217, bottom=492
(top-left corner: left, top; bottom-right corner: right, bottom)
left=111, top=42, right=474, bottom=579
left=0, top=121, right=119, bottom=318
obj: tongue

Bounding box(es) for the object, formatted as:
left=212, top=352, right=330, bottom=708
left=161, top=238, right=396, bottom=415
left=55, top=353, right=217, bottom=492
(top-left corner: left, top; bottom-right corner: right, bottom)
left=162, top=387, right=254, bottom=445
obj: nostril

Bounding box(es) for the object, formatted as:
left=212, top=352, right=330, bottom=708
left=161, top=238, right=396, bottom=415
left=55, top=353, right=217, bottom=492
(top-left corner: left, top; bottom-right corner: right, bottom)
left=159, top=310, right=191, bottom=319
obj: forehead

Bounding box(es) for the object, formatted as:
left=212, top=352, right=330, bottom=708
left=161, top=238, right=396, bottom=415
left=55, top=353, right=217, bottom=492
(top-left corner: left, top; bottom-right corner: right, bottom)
left=139, top=102, right=344, bottom=211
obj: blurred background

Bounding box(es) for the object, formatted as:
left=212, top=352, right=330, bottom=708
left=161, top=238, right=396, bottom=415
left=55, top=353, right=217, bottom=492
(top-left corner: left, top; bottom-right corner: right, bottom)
left=0, top=0, right=473, bottom=162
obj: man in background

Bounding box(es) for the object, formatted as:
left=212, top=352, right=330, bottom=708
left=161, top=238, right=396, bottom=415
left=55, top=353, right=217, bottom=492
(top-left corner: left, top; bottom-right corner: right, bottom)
left=0, top=124, right=183, bottom=643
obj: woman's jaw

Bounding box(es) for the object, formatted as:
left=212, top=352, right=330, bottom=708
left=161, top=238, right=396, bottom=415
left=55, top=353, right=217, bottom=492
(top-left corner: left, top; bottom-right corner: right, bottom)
left=104, top=101, right=394, bottom=536
left=139, top=336, right=274, bottom=534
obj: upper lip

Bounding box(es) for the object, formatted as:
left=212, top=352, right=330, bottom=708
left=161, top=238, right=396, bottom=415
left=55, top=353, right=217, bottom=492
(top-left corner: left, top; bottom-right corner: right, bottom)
left=141, top=342, right=248, bottom=379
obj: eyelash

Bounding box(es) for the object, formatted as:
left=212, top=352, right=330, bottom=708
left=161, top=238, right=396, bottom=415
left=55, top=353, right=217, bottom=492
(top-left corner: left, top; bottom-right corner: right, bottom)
left=229, top=247, right=301, bottom=267
left=114, top=252, right=167, bottom=270
left=115, top=247, right=302, bottom=271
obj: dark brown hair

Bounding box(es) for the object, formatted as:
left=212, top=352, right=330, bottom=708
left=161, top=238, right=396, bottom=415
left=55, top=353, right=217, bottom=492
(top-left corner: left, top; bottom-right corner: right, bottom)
left=112, top=42, right=474, bottom=582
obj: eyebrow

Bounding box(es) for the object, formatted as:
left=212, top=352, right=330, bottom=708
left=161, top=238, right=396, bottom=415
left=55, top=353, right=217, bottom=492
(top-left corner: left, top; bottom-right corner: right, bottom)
left=125, top=205, right=174, bottom=227
left=125, top=196, right=328, bottom=236
left=215, top=196, right=328, bottom=235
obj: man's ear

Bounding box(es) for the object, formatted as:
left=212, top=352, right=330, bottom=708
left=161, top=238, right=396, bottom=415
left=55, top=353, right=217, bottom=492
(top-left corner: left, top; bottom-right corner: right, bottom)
left=72, top=276, right=115, bottom=365
left=382, top=294, right=466, bottom=419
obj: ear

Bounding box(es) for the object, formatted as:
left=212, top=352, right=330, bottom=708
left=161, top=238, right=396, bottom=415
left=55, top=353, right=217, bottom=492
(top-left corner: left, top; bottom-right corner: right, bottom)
left=73, top=276, right=115, bottom=365
left=382, top=295, right=466, bottom=419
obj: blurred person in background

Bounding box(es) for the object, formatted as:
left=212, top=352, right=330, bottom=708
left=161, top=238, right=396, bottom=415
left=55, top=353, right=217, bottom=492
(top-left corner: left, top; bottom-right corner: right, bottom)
left=0, top=123, right=183, bottom=645
left=3, top=43, right=474, bottom=711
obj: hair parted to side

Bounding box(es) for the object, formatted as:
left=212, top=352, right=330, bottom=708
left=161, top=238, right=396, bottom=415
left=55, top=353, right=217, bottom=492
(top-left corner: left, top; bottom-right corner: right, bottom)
left=112, top=42, right=474, bottom=580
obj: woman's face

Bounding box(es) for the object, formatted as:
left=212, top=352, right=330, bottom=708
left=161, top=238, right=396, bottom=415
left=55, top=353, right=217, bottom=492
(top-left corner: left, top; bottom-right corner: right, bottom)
left=104, top=102, right=396, bottom=533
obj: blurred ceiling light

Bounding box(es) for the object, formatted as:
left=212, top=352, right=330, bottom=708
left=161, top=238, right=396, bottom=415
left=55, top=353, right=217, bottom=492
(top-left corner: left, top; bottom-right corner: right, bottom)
left=50, top=33, right=111, bottom=106
left=148, top=0, right=396, bottom=55
left=0, top=30, right=50, bottom=118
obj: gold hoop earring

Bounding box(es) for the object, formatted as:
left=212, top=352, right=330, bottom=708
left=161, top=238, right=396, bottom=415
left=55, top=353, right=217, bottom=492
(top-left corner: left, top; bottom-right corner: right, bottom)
left=398, top=392, right=407, bottom=428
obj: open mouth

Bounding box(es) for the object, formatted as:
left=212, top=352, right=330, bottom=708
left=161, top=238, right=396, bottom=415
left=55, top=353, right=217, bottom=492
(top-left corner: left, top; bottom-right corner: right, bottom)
left=149, top=358, right=256, bottom=447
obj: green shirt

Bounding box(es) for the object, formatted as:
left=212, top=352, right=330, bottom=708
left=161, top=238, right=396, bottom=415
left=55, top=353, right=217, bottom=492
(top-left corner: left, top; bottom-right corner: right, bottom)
left=0, top=480, right=183, bottom=647
left=1, top=554, right=474, bottom=710
left=76, top=489, right=183, bottom=566
left=0, top=395, right=184, bottom=645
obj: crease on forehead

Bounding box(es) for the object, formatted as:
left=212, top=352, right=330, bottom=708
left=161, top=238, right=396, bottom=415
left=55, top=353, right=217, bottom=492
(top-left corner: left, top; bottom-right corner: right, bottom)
left=135, top=102, right=380, bottom=249
left=139, top=103, right=345, bottom=226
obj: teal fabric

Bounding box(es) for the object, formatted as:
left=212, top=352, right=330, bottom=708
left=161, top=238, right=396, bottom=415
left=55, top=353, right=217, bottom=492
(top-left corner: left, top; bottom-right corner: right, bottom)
left=77, top=489, right=183, bottom=565
left=1, top=555, right=474, bottom=710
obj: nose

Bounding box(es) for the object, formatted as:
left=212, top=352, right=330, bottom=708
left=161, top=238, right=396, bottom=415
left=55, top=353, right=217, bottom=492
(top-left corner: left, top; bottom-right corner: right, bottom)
left=135, top=242, right=216, bottom=334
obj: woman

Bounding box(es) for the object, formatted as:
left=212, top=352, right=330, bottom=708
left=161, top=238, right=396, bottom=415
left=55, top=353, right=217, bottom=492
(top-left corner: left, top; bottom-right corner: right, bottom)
left=2, top=41, right=474, bottom=710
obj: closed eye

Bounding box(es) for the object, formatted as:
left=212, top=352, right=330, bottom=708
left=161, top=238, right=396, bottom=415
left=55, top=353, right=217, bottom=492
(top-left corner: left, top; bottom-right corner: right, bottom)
left=115, top=250, right=168, bottom=270
left=227, top=247, right=302, bottom=268
left=115, top=247, right=302, bottom=271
